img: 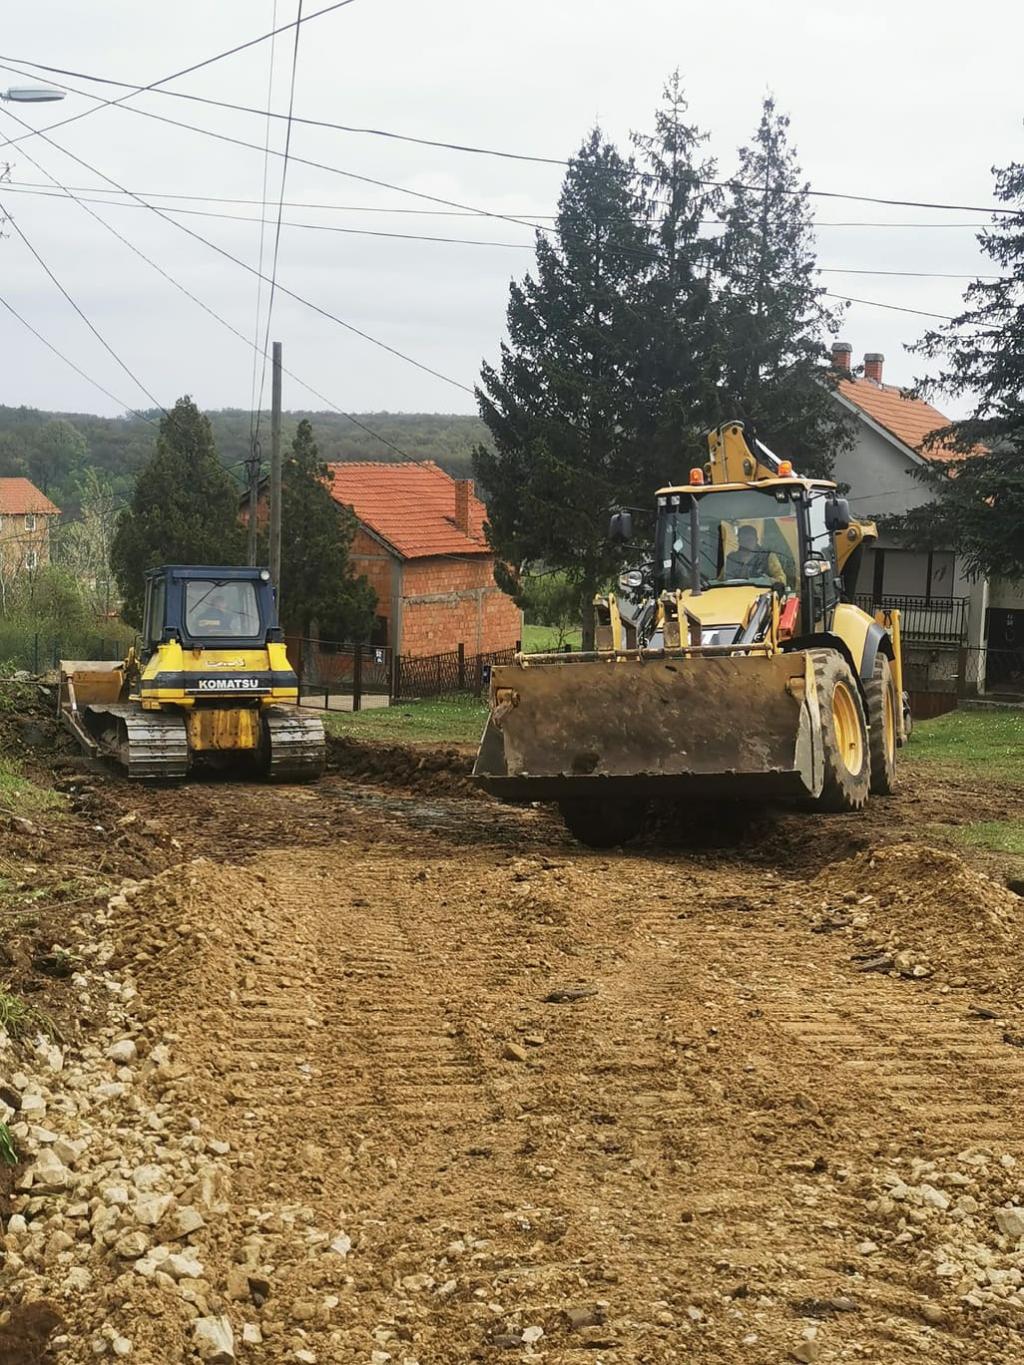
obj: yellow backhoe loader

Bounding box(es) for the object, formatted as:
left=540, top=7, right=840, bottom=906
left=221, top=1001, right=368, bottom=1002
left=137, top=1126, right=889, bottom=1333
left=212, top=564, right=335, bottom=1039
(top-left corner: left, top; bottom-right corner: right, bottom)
left=474, top=422, right=905, bottom=846
left=59, top=565, right=324, bottom=780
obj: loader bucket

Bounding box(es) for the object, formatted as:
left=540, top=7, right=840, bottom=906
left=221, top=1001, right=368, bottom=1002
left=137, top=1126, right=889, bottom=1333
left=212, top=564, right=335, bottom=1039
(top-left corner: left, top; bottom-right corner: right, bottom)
left=473, top=651, right=824, bottom=803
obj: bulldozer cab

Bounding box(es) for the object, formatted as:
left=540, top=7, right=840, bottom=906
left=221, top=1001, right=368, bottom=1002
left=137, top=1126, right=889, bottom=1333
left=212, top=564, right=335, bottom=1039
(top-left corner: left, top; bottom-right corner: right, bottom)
left=141, top=565, right=282, bottom=660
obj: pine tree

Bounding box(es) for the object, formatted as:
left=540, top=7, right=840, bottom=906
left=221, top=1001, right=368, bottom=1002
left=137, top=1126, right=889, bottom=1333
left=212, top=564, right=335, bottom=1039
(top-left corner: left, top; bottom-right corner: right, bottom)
left=716, top=97, right=851, bottom=476
left=904, top=161, right=1024, bottom=578
left=111, top=396, right=245, bottom=626
left=629, top=73, right=723, bottom=478
left=279, top=419, right=376, bottom=641
left=474, top=129, right=652, bottom=647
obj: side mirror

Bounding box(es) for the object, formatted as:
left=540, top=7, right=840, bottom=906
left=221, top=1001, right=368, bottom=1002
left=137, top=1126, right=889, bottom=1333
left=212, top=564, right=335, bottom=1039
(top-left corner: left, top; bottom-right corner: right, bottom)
left=608, top=510, right=633, bottom=543
left=825, top=497, right=851, bottom=532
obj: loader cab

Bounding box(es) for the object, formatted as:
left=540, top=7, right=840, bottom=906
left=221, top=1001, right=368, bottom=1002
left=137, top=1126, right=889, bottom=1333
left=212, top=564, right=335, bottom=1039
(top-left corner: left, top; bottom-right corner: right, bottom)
left=141, top=565, right=283, bottom=661
left=654, top=480, right=843, bottom=634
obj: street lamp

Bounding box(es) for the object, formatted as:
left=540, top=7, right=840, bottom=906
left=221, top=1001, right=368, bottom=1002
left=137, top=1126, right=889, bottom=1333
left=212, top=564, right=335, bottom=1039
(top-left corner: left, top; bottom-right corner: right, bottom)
left=1, top=86, right=65, bottom=103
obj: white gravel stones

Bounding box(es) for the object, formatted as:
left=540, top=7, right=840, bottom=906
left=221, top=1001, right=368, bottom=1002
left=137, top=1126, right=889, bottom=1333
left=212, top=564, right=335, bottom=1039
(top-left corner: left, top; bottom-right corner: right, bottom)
left=105, top=1039, right=138, bottom=1065
left=28, top=1148, right=72, bottom=1191
left=329, top=1233, right=352, bottom=1257
left=193, top=1315, right=235, bottom=1363
left=995, top=1207, right=1024, bottom=1241
left=132, top=1193, right=175, bottom=1226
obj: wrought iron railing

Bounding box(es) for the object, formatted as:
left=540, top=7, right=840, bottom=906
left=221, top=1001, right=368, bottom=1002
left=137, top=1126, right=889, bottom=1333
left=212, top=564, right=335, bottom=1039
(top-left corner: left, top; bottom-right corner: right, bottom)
left=855, top=594, right=969, bottom=645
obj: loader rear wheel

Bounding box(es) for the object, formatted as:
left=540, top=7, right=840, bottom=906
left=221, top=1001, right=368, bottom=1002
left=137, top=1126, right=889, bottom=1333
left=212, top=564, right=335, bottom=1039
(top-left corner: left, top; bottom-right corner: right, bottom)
left=866, top=653, right=898, bottom=795
left=811, top=649, right=870, bottom=812
left=557, top=797, right=647, bottom=849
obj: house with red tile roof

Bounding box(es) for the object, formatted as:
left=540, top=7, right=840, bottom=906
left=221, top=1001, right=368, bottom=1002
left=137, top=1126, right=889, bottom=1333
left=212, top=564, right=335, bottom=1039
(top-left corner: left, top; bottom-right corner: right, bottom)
left=828, top=343, right=1019, bottom=697
left=327, top=461, right=521, bottom=659
left=0, top=477, right=60, bottom=578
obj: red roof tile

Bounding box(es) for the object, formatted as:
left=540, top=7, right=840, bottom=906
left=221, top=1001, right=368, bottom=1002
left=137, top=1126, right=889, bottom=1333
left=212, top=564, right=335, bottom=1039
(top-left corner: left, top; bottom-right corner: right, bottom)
left=838, top=377, right=966, bottom=461
left=327, top=461, right=489, bottom=560
left=0, top=477, right=60, bottom=516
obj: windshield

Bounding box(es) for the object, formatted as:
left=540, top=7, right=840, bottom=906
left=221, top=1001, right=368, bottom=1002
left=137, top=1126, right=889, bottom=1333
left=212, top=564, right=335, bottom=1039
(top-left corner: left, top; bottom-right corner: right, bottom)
left=184, top=579, right=261, bottom=638
left=657, top=488, right=800, bottom=592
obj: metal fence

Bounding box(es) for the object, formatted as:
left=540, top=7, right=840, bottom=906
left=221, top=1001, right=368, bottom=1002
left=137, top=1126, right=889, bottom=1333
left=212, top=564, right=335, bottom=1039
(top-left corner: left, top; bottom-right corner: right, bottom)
left=0, top=634, right=128, bottom=675
left=393, top=645, right=517, bottom=701
left=295, top=639, right=391, bottom=712
left=855, top=594, right=970, bottom=645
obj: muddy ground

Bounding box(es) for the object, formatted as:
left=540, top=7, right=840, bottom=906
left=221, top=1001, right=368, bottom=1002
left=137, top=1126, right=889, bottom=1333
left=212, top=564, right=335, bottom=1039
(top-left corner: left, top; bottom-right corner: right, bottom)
left=3, top=686, right=1024, bottom=1363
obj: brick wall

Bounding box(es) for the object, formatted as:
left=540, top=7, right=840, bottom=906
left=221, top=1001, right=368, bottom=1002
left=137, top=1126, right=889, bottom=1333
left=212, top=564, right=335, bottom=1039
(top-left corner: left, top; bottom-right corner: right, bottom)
left=349, top=527, right=396, bottom=641
left=399, top=555, right=520, bottom=658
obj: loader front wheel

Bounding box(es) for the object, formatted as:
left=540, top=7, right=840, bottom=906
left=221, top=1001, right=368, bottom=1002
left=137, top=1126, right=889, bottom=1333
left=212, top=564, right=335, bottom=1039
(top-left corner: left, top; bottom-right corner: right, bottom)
left=866, top=653, right=898, bottom=795
left=557, top=797, right=647, bottom=848
left=811, top=649, right=870, bottom=812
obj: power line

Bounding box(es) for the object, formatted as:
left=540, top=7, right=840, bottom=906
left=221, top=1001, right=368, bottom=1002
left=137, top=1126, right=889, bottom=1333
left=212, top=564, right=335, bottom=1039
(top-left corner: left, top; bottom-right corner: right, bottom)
left=0, top=108, right=421, bottom=462
left=1, top=51, right=1017, bottom=218
left=0, top=59, right=551, bottom=235
left=0, top=200, right=169, bottom=413
left=0, top=91, right=475, bottom=395
left=0, top=1, right=358, bottom=153
left=824, top=292, right=954, bottom=321
left=0, top=291, right=157, bottom=422
left=250, top=0, right=279, bottom=461
left=3, top=54, right=565, bottom=169
left=2, top=182, right=996, bottom=286
left=0, top=182, right=1001, bottom=228
left=255, top=0, right=304, bottom=449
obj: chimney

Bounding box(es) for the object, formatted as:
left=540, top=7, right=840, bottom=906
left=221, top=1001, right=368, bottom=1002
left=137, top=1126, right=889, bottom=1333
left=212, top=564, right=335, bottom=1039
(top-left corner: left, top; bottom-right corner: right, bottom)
left=831, top=340, right=852, bottom=372
left=454, top=478, right=472, bottom=536
left=864, top=352, right=884, bottom=384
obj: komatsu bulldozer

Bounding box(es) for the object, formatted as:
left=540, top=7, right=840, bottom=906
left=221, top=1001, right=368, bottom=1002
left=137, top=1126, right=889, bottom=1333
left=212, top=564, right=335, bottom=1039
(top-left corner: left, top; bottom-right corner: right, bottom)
left=58, top=565, right=324, bottom=781
left=474, top=422, right=906, bottom=846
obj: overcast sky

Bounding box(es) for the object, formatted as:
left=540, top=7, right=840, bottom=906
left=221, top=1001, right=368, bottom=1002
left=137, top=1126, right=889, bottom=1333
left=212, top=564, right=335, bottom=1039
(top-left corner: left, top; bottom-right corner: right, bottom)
left=0, top=0, right=1020, bottom=429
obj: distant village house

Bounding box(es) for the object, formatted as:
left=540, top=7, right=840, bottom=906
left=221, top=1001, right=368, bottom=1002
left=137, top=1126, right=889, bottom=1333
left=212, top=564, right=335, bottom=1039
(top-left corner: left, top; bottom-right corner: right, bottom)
left=327, top=461, right=521, bottom=659
left=0, top=477, right=60, bottom=577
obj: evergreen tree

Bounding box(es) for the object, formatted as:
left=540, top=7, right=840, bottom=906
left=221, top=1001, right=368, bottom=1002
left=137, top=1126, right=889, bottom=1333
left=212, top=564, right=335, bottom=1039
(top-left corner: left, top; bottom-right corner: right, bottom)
left=279, top=419, right=376, bottom=641
left=474, top=129, right=651, bottom=647
left=629, top=73, right=723, bottom=476
left=716, top=97, right=851, bottom=477
left=902, top=161, right=1024, bottom=578
left=111, top=396, right=244, bottom=626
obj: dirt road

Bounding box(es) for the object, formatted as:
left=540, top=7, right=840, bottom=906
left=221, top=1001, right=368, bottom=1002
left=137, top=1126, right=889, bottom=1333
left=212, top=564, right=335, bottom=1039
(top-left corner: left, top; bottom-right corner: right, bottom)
left=4, top=743, right=1024, bottom=1363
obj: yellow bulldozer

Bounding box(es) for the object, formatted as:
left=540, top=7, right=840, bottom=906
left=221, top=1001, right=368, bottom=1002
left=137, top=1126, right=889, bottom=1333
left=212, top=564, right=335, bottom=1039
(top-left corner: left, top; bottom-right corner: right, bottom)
left=58, top=564, right=324, bottom=780
left=474, top=422, right=906, bottom=846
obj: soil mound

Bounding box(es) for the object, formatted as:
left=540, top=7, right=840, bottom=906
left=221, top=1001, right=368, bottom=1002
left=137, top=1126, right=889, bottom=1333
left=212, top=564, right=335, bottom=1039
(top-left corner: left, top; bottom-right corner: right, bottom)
left=326, top=733, right=476, bottom=795
left=815, top=841, right=1024, bottom=1005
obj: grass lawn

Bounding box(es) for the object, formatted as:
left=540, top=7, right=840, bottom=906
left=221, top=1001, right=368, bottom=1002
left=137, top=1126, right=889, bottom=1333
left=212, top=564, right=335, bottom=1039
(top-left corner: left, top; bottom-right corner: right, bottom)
left=323, top=694, right=488, bottom=747
left=906, top=706, right=1024, bottom=782
left=0, top=757, right=63, bottom=815
left=521, top=623, right=582, bottom=653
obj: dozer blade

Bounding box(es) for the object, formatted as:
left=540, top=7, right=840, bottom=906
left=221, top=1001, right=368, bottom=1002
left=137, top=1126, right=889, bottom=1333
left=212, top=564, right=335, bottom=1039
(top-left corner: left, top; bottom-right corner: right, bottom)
left=474, top=652, right=824, bottom=802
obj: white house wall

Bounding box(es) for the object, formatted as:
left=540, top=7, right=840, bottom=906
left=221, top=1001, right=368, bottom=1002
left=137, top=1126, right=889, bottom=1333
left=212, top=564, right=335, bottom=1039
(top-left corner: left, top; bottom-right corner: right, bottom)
left=832, top=421, right=933, bottom=521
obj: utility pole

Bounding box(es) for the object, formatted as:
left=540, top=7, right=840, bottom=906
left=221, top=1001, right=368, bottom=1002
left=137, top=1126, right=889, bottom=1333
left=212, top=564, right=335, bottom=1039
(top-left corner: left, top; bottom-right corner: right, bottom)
left=269, top=340, right=283, bottom=590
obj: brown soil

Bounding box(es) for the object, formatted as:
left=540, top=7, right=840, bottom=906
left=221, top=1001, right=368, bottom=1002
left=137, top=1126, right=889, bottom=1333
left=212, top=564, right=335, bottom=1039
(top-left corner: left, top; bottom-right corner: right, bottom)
left=6, top=701, right=1024, bottom=1361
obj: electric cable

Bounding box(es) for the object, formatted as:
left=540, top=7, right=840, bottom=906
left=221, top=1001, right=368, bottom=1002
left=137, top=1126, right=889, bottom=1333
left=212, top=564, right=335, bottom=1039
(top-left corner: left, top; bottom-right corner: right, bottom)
left=0, top=109, right=423, bottom=462
left=0, top=2, right=358, bottom=153
left=254, top=0, right=304, bottom=450
left=0, top=291, right=158, bottom=423
left=0, top=96, right=476, bottom=395
left=3, top=51, right=1018, bottom=216
left=0, top=200, right=169, bottom=414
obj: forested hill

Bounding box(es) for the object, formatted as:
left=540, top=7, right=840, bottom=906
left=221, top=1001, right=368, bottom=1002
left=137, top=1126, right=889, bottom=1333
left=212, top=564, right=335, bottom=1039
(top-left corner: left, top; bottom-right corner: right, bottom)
left=0, top=406, right=488, bottom=518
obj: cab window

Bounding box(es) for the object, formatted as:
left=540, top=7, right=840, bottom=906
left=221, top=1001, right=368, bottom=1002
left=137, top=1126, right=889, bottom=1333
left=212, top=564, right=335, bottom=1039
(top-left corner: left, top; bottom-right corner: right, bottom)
left=184, top=580, right=261, bottom=638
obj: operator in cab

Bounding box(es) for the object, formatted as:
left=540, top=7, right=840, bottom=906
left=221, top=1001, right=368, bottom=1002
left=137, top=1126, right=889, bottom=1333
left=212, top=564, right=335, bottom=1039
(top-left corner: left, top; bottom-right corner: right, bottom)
left=724, top=524, right=787, bottom=587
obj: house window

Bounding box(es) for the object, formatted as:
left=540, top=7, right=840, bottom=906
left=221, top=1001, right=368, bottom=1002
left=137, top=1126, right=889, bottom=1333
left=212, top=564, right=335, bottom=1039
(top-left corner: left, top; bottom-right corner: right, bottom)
left=24, top=513, right=36, bottom=531
left=26, top=549, right=38, bottom=571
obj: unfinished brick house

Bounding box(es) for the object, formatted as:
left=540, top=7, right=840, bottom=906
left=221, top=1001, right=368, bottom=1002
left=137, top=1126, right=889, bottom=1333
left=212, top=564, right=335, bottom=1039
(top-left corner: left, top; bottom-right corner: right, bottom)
left=327, top=462, right=521, bottom=658
left=0, top=477, right=60, bottom=577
